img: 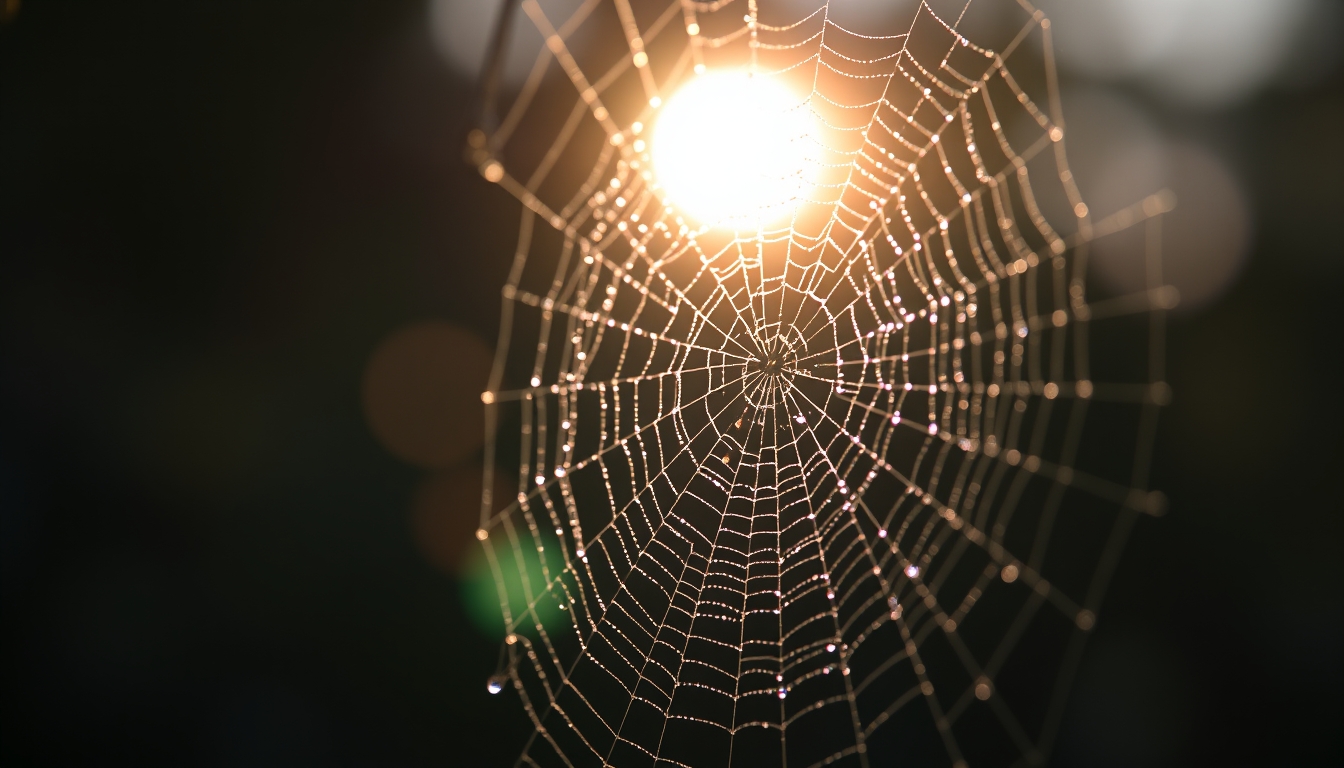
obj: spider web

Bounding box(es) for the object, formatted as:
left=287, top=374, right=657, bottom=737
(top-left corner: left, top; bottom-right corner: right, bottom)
left=468, top=1, right=1174, bottom=765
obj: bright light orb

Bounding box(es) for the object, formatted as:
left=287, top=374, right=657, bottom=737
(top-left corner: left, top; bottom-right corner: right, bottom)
left=652, top=71, right=811, bottom=227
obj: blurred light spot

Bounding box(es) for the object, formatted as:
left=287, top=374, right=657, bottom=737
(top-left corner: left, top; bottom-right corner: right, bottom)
left=1040, top=0, right=1321, bottom=106
left=1056, top=88, right=1166, bottom=224
left=362, top=322, right=492, bottom=468
left=428, top=0, right=583, bottom=89
left=1157, top=143, right=1253, bottom=310
left=1038, top=0, right=1183, bottom=79
left=1036, top=87, right=1252, bottom=312
left=428, top=0, right=509, bottom=83
left=459, top=528, right=565, bottom=640
left=1144, top=0, right=1316, bottom=105
left=1092, top=141, right=1252, bottom=312
left=412, top=463, right=511, bottom=575
left=1273, top=1, right=1344, bottom=91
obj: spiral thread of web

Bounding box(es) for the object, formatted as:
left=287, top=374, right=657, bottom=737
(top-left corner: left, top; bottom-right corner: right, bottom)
left=469, top=1, right=1172, bottom=766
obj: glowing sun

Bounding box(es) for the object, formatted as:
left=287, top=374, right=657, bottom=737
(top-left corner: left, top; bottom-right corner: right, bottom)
left=652, top=71, right=813, bottom=227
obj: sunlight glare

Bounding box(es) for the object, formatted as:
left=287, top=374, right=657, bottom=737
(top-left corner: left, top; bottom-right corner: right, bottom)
left=652, top=71, right=812, bottom=227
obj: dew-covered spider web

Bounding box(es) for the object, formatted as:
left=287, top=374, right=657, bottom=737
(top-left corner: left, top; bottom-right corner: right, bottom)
left=468, top=1, right=1174, bottom=765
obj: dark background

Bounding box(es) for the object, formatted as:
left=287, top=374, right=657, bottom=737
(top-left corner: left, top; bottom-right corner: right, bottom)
left=2, top=2, right=1340, bottom=766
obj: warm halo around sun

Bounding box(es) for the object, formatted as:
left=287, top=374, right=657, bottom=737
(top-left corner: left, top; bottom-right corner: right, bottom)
left=651, top=71, right=814, bottom=228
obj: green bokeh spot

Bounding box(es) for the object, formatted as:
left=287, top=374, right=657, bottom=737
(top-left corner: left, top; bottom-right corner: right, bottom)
left=460, top=533, right=567, bottom=640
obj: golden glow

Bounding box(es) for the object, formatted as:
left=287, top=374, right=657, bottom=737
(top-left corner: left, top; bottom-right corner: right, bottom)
left=652, top=71, right=812, bottom=227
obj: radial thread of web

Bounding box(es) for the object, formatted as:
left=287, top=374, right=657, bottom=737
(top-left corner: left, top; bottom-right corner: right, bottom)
left=469, top=2, right=1173, bottom=766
